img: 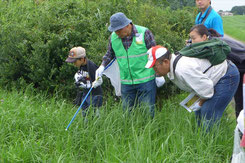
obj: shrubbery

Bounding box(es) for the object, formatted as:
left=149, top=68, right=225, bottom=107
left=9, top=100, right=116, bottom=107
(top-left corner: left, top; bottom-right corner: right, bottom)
left=0, top=0, right=196, bottom=98
left=231, top=5, right=245, bottom=15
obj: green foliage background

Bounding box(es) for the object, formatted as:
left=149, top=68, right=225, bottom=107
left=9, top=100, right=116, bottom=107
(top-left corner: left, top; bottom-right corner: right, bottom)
left=0, top=0, right=196, bottom=98
left=223, top=15, right=245, bottom=42
left=0, top=2, right=238, bottom=162
left=231, top=5, right=245, bottom=15
left=166, top=0, right=195, bottom=10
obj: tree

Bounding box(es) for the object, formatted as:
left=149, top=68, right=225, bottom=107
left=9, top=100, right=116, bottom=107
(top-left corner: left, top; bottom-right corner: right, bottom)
left=231, top=6, right=245, bottom=15
left=166, top=0, right=195, bottom=10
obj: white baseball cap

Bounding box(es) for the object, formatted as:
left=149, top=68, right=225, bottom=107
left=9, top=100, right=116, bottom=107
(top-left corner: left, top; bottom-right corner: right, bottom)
left=145, top=45, right=168, bottom=68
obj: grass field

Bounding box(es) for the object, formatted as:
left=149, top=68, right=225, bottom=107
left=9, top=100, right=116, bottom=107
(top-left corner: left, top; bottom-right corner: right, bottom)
left=0, top=86, right=236, bottom=162
left=223, top=15, right=245, bottom=42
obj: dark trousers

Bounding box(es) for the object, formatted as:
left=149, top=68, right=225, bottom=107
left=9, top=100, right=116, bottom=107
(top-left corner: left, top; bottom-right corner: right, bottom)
left=121, top=79, right=156, bottom=118
left=234, top=72, right=244, bottom=118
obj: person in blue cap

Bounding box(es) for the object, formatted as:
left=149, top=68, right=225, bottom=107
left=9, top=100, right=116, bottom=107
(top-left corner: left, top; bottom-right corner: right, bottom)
left=195, top=0, right=224, bottom=36
left=93, top=12, right=157, bottom=117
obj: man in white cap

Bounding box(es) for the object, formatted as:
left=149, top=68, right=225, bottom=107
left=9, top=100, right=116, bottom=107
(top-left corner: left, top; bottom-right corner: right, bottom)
left=66, top=46, right=103, bottom=118
left=93, top=12, right=157, bottom=117
left=195, top=0, right=224, bottom=36
left=145, top=45, right=239, bottom=130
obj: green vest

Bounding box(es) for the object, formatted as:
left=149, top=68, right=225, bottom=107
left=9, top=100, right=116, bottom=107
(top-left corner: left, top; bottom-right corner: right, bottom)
left=111, top=25, right=155, bottom=85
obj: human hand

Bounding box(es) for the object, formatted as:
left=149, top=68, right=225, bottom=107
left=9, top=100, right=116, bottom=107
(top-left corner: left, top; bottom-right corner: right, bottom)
left=155, top=76, right=165, bottom=87
left=92, top=77, right=103, bottom=88
left=80, top=82, right=88, bottom=88
left=75, top=81, right=87, bottom=88
left=186, top=39, right=192, bottom=46
left=95, top=65, right=105, bottom=79
left=192, top=102, right=201, bottom=112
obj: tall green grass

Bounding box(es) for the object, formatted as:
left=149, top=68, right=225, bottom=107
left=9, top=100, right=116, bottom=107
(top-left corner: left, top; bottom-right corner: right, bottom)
left=223, top=15, right=245, bottom=42
left=0, top=87, right=235, bottom=162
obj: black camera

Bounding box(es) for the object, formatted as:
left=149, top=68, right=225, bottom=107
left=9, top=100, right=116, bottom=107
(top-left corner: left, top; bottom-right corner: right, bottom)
left=187, top=39, right=192, bottom=44
left=75, top=77, right=87, bottom=87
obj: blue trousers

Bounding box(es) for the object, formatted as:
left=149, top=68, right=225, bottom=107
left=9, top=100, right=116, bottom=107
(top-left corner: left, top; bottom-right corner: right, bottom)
left=195, top=61, right=240, bottom=130
left=121, top=79, right=156, bottom=117
left=81, top=94, right=103, bottom=117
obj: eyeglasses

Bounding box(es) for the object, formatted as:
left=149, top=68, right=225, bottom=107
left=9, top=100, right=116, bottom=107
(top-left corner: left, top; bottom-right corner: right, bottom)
left=154, top=62, right=161, bottom=68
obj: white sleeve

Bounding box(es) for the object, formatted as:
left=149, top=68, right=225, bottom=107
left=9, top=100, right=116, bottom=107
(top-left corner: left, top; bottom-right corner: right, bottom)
left=177, top=62, right=214, bottom=99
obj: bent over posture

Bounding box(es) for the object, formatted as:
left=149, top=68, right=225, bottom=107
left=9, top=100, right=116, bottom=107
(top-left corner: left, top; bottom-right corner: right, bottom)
left=66, top=47, right=103, bottom=119
left=145, top=45, right=239, bottom=130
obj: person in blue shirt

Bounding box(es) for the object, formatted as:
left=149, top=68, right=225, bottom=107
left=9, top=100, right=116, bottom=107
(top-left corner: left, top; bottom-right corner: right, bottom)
left=195, top=0, right=224, bottom=36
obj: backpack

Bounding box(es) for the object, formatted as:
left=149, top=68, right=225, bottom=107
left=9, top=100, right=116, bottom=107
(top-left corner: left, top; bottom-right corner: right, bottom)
left=218, top=37, right=245, bottom=73
left=173, top=38, right=245, bottom=74
left=178, top=38, right=231, bottom=65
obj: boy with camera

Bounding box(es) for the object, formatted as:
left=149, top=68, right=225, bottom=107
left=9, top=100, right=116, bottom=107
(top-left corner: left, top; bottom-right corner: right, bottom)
left=66, top=47, right=103, bottom=119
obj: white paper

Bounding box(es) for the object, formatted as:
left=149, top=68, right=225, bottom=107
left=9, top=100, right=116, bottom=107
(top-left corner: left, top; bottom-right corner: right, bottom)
left=179, top=93, right=201, bottom=112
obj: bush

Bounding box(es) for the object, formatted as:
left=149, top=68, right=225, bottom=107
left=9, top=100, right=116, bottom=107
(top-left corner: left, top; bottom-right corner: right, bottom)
left=0, top=0, right=196, bottom=98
